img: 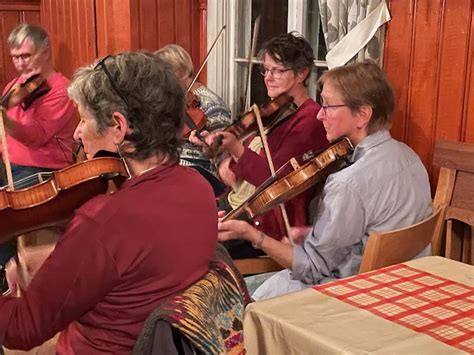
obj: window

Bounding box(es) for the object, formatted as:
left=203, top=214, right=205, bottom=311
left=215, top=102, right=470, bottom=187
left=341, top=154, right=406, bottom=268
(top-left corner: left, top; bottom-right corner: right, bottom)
left=207, top=0, right=328, bottom=115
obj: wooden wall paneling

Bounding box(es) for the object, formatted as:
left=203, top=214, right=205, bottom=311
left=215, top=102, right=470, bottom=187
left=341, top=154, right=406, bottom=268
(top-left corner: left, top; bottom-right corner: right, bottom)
left=135, top=0, right=206, bottom=83
left=0, top=10, right=21, bottom=86
left=435, top=0, right=471, bottom=143
left=383, top=0, right=414, bottom=142
left=136, top=0, right=157, bottom=50
left=41, top=0, right=96, bottom=79
left=406, top=0, right=442, bottom=179
left=464, top=5, right=474, bottom=144
left=175, top=0, right=192, bottom=52
left=21, top=9, right=40, bottom=24
left=95, top=0, right=133, bottom=57
left=196, top=0, right=207, bottom=84
left=0, top=0, right=40, bottom=86
left=156, top=0, right=175, bottom=48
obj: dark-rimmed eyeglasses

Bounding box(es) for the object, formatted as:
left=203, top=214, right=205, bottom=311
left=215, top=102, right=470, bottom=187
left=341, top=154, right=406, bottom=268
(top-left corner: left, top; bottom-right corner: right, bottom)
left=94, top=55, right=132, bottom=114
left=260, top=67, right=292, bottom=79
left=320, top=103, right=348, bottom=115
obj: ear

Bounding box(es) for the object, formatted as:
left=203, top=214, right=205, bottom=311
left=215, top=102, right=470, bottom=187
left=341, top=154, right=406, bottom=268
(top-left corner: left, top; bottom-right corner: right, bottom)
left=356, top=104, right=373, bottom=130
left=110, top=111, right=131, bottom=145
left=296, top=68, right=309, bottom=84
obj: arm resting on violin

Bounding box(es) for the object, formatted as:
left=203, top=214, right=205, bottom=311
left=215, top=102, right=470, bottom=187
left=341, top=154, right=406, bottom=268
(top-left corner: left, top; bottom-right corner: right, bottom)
left=7, top=89, right=76, bottom=148
left=0, top=215, right=118, bottom=350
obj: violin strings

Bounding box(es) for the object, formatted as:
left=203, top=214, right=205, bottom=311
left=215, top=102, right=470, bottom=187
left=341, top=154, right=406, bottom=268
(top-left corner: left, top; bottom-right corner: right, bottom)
left=54, top=136, right=82, bottom=164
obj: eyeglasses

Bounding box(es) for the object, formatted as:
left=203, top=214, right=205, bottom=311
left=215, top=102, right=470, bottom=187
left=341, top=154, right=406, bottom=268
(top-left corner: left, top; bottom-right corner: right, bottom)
left=320, top=103, right=348, bottom=115
left=94, top=55, right=133, bottom=115
left=10, top=53, right=33, bottom=62
left=260, top=67, right=292, bottom=79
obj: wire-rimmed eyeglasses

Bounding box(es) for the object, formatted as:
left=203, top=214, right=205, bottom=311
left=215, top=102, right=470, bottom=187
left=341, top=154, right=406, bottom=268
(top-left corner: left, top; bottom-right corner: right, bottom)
left=94, top=55, right=132, bottom=115
left=320, top=103, right=348, bottom=115
left=259, top=66, right=292, bottom=79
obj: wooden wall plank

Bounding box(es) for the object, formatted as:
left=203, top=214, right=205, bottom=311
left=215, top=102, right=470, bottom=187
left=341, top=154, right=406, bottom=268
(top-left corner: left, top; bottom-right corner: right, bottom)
left=137, top=0, right=157, bottom=50
left=95, top=0, right=132, bottom=57
left=157, top=0, right=176, bottom=47
left=41, top=0, right=96, bottom=78
left=406, top=0, right=442, bottom=173
left=384, top=0, right=414, bottom=142
left=435, top=0, right=470, bottom=143
left=464, top=4, right=474, bottom=143
left=0, top=10, right=21, bottom=86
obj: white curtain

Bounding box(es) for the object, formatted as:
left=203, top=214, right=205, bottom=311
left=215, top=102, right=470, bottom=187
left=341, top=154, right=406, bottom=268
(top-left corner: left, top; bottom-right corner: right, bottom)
left=319, top=0, right=391, bottom=69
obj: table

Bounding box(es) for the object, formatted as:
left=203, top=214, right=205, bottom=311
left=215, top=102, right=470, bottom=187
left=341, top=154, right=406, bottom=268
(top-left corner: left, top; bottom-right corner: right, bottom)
left=244, top=256, right=474, bottom=354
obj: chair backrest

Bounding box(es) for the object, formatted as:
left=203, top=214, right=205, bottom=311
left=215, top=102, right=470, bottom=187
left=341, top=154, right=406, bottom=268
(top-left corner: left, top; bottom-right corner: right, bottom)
left=359, top=206, right=446, bottom=274
left=133, top=243, right=250, bottom=355
left=233, top=256, right=284, bottom=276
left=433, top=140, right=474, bottom=264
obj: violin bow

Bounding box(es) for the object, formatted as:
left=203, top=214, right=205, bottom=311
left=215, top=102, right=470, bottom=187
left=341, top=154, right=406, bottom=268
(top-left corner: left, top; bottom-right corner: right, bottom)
left=0, top=108, right=29, bottom=295
left=186, top=25, right=226, bottom=94
left=0, top=109, right=14, bottom=188
left=251, top=104, right=294, bottom=245
left=243, top=15, right=261, bottom=111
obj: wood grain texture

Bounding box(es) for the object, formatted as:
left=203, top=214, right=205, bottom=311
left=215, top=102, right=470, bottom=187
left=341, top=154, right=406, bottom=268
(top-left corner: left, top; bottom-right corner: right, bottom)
left=385, top=0, right=474, bottom=190
left=41, top=0, right=96, bottom=78
left=0, top=0, right=40, bottom=86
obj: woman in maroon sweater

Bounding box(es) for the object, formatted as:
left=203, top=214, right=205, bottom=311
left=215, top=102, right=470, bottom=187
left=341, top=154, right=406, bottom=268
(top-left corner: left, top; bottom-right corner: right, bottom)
left=191, top=32, right=328, bottom=258
left=0, top=52, right=218, bottom=354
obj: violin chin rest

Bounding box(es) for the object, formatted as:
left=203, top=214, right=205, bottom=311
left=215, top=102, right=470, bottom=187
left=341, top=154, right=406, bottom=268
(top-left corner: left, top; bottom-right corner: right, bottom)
left=100, top=172, right=121, bottom=180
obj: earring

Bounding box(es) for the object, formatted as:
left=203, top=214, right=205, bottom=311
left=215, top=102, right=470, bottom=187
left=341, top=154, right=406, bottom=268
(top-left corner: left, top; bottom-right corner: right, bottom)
left=116, top=142, right=132, bottom=178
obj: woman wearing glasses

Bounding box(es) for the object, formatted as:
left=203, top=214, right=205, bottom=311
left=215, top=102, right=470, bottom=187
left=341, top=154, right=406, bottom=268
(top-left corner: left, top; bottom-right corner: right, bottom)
left=191, top=32, right=328, bottom=258
left=0, top=52, right=218, bottom=353
left=218, top=61, right=432, bottom=300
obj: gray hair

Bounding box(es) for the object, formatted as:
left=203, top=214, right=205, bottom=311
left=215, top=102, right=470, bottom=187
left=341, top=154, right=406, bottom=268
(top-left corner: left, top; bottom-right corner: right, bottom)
left=68, top=51, right=185, bottom=161
left=8, top=24, right=50, bottom=51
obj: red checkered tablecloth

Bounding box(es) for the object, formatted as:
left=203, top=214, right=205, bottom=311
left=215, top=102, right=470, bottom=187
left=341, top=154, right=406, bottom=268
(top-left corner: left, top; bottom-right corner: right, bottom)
left=313, top=263, right=474, bottom=353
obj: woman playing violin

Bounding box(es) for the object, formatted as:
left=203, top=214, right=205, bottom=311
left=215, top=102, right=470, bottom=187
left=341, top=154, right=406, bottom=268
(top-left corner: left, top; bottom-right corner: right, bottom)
left=218, top=61, right=432, bottom=301
left=191, top=32, right=328, bottom=258
left=155, top=44, right=232, bottom=196
left=0, top=52, right=218, bottom=354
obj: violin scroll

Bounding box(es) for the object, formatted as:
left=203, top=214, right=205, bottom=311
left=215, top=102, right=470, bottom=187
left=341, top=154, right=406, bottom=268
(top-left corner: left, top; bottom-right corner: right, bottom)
left=0, top=74, right=50, bottom=110
left=182, top=91, right=207, bottom=139
left=206, top=93, right=297, bottom=157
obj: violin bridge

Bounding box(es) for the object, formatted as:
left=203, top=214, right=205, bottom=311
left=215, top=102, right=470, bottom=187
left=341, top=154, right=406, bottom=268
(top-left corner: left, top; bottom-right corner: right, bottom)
left=290, top=158, right=300, bottom=171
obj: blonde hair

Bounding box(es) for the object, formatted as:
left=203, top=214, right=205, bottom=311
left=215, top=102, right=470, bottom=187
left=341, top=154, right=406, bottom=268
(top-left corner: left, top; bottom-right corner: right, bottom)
left=154, top=44, right=193, bottom=79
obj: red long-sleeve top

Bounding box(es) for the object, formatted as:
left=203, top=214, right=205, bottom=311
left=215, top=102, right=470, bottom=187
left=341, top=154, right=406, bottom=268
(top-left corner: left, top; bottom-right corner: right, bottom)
left=1, top=72, right=77, bottom=169
left=0, top=164, right=218, bottom=354
left=230, top=99, right=328, bottom=239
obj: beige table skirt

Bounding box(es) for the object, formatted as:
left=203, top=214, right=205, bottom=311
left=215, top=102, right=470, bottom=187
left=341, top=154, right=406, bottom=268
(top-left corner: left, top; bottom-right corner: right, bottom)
left=244, top=256, right=474, bottom=354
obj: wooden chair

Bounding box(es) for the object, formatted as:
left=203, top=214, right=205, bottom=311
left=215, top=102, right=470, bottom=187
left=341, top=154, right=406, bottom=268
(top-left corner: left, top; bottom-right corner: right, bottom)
left=359, top=206, right=446, bottom=274
left=233, top=256, right=283, bottom=276
left=433, top=140, right=474, bottom=264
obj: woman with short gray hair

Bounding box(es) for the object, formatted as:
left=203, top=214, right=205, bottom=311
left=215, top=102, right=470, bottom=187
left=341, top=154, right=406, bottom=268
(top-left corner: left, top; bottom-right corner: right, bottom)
left=0, top=51, right=218, bottom=354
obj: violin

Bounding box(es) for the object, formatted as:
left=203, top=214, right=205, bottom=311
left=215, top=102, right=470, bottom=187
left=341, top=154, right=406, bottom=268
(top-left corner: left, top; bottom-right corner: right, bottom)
left=0, top=156, right=129, bottom=244
left=182, top=91, right=207, bottom=139
left=209, top=93, right=297, bottom=155
left=221, top=137, right=354, bottom=222
left=229, top=93, right=295, bottom=140
left=0, top=74, right=50, bottom=110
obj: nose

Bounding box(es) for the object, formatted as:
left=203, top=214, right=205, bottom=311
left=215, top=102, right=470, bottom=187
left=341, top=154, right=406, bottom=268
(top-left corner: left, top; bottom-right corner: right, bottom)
left=316, top=107, right=326, bottom=121
left=73, top=123, right=82, bottom=142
